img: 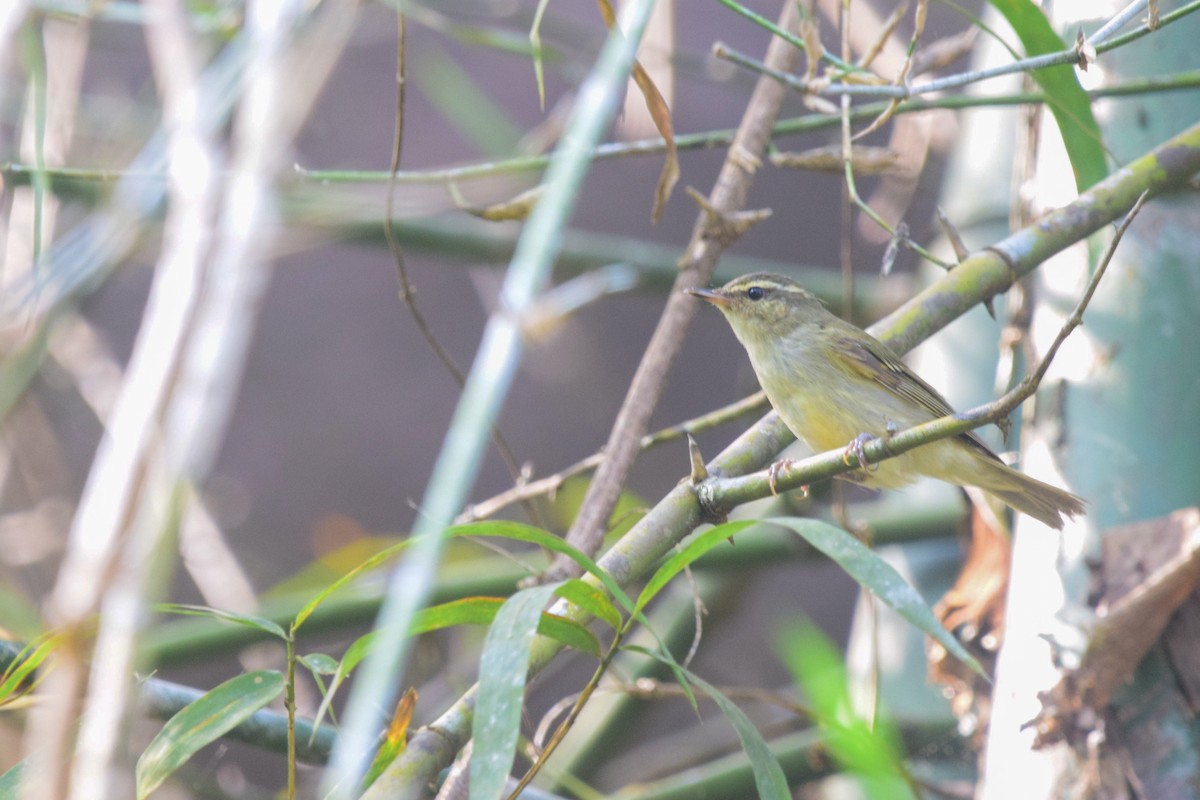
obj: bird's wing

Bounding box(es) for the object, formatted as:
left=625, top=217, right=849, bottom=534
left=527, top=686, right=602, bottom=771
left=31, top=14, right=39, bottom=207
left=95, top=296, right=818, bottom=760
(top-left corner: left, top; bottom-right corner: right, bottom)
left=832, top=331, right=1002, bottom=461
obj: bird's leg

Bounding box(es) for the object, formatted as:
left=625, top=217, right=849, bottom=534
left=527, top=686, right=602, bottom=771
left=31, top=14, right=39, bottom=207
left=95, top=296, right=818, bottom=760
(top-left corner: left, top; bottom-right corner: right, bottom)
left=843, top=433, right=879, bottom=473
left=767, top=458, right=807, bottom=496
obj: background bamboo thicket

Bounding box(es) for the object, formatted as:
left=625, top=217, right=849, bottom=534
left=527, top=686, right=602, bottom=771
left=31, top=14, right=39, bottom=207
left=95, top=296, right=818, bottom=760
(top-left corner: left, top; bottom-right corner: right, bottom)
left=2, top=1, right=1199, bottom=798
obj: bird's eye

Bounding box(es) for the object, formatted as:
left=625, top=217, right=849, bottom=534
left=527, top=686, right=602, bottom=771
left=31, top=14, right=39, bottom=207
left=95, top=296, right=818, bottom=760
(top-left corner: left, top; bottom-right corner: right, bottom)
left=746, top=286, right=765, bottom=301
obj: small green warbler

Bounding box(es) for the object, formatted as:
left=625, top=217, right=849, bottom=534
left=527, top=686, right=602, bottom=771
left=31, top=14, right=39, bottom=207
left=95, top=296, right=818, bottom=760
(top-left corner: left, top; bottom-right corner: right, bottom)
left=688, top=272, right=1084, bottom=529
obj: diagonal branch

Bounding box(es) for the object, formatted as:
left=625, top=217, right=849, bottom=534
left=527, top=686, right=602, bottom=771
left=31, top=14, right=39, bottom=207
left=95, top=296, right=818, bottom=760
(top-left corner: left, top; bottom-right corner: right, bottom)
left=552, top=1, right=804, bottom=575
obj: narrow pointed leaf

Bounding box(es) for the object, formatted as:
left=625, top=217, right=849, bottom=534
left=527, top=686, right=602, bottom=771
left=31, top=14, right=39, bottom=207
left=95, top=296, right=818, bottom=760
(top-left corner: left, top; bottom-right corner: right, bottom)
left=157, top=604, right=288, bottom=641
left=635, top=520, right=754, bottom=616
left=470, top=583, right=562, bottom=800
left=629, top=648, right=789, bottom=799
left=779, top=623, right=912, bottom=798
left=988, top=0, right=1107, bottom=190
left=136, top=670, right=284, bottom=799
left=555, top=578, right=622, bottom=630
left=768, top=517, right=985, bottom=677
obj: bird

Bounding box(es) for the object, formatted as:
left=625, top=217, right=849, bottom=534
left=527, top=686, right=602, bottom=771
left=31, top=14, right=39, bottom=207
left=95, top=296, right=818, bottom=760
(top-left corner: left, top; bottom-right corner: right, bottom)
left=687, top=272, right=1085, bottom=529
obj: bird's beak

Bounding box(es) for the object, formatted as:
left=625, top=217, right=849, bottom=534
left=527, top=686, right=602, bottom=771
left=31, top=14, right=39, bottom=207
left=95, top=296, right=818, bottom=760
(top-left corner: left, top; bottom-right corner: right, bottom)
left=685, top=286, right=730, bottom=308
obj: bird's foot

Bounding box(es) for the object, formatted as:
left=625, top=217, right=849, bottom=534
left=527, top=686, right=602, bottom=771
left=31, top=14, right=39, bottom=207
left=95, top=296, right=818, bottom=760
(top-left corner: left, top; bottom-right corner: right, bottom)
left=843, top=433, right=879, bottom=473
left=767, top=459, right=807, bottom=496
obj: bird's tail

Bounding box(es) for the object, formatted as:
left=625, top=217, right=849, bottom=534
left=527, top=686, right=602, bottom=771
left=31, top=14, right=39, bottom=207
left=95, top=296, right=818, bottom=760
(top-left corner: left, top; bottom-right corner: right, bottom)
left=976, top=460, right=1085, bottom=530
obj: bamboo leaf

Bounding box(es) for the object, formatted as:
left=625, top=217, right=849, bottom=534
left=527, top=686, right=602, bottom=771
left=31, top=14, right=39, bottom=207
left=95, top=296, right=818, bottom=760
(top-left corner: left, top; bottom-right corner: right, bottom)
left=634, top=520, right=755, bottom=617
left=555, top=578, right=622, bottom=630
left=767, top=517, right=986, bottom=677
left=988, top=0, right=1107, bottom=189
left=470, top=583, right=563, bottom=800
left=157, top=604, right=288, bottom=641
left=629, top=648, right=789, bottom=799
left=135, top=671, right=284, bottom=799
left=779, top=623, right=913, bottom=798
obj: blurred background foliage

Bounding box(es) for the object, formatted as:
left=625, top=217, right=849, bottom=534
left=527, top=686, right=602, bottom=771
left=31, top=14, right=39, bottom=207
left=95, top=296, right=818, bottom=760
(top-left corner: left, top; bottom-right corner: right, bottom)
left=2, top=0, right=1199, bottom=798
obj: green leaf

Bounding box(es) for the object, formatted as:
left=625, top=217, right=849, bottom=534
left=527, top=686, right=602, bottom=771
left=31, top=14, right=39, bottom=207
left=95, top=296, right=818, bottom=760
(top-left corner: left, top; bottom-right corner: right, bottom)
left=766, top=517, right=986, bottom=677
left=688, top=671, right=790, bottom=799
left=988, top=0, right=1107, bottom=190
left=446, top=521, right=635, bottom=613
left=157, top=604, right=288, bottom=641
left=264, top=535, right=401, bottom=599
left=135, top=670, right=284, bottom=799
left=779, top=623, right=913, bottom=799
left=635, top=520, right=755, bottom=617
left=0, top=634, right=56, bottom=705
left=410, top=596, right=601, bottom=657
left=621, top=521, right=756, bottom=716
left=300, top=652, right=339, bottom=676
left=626, top=648, right=789, bottom=799
left=293, top=521, right=632, bottom=635
left=309, top=594, right=602, bottom=736
left=0, top=760, right=24, bottom=797
left=555, top=578, right=622, bottom=630
left=470, top=583, right=563, bottom=800
left=292, top=540, right=410, bottom=632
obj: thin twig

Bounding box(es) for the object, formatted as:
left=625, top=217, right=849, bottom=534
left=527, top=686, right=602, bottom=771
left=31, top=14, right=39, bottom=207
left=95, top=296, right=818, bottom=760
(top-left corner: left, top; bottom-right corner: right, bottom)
left=455, top=391, right=767, bottom=524
left=382, top=14, right=460, bottom=388
left=342, top=3, right=665, bottom=794
left=714, top=1, right=1200, bottom=101
left=379, top=11, right=540, bottom=521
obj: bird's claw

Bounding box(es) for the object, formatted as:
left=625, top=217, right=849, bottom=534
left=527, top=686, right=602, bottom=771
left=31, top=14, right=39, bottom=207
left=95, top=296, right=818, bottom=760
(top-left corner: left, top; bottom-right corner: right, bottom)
left=767, top=458, right=802, bottom=496
left=843, top=433, right=879, bottom=473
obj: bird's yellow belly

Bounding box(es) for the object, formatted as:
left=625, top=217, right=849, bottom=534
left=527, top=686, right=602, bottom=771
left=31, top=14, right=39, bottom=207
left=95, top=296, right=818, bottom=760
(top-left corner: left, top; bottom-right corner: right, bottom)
left=760, top=370, right=952, bottom=490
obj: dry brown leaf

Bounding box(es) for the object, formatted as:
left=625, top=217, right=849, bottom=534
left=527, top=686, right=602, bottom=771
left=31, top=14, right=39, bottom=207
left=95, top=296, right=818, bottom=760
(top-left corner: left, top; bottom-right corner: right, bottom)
left=596, top=0, right=679, bottom=223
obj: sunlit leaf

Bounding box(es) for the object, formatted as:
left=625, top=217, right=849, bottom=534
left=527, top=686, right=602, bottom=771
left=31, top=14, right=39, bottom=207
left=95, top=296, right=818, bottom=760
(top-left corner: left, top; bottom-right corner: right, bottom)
left=988, top=0, right=1107, bottom=190
left=446, top=521, right=635, bottom=613
left=264, top=535, right=400, bottom=599
left=0, top=634, right=56, bottom=707
left=410, top=597, right=601, bottom=657
left=294, top=520, right=632, bottom=636
left=361, top=687, right=417, bottom=792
